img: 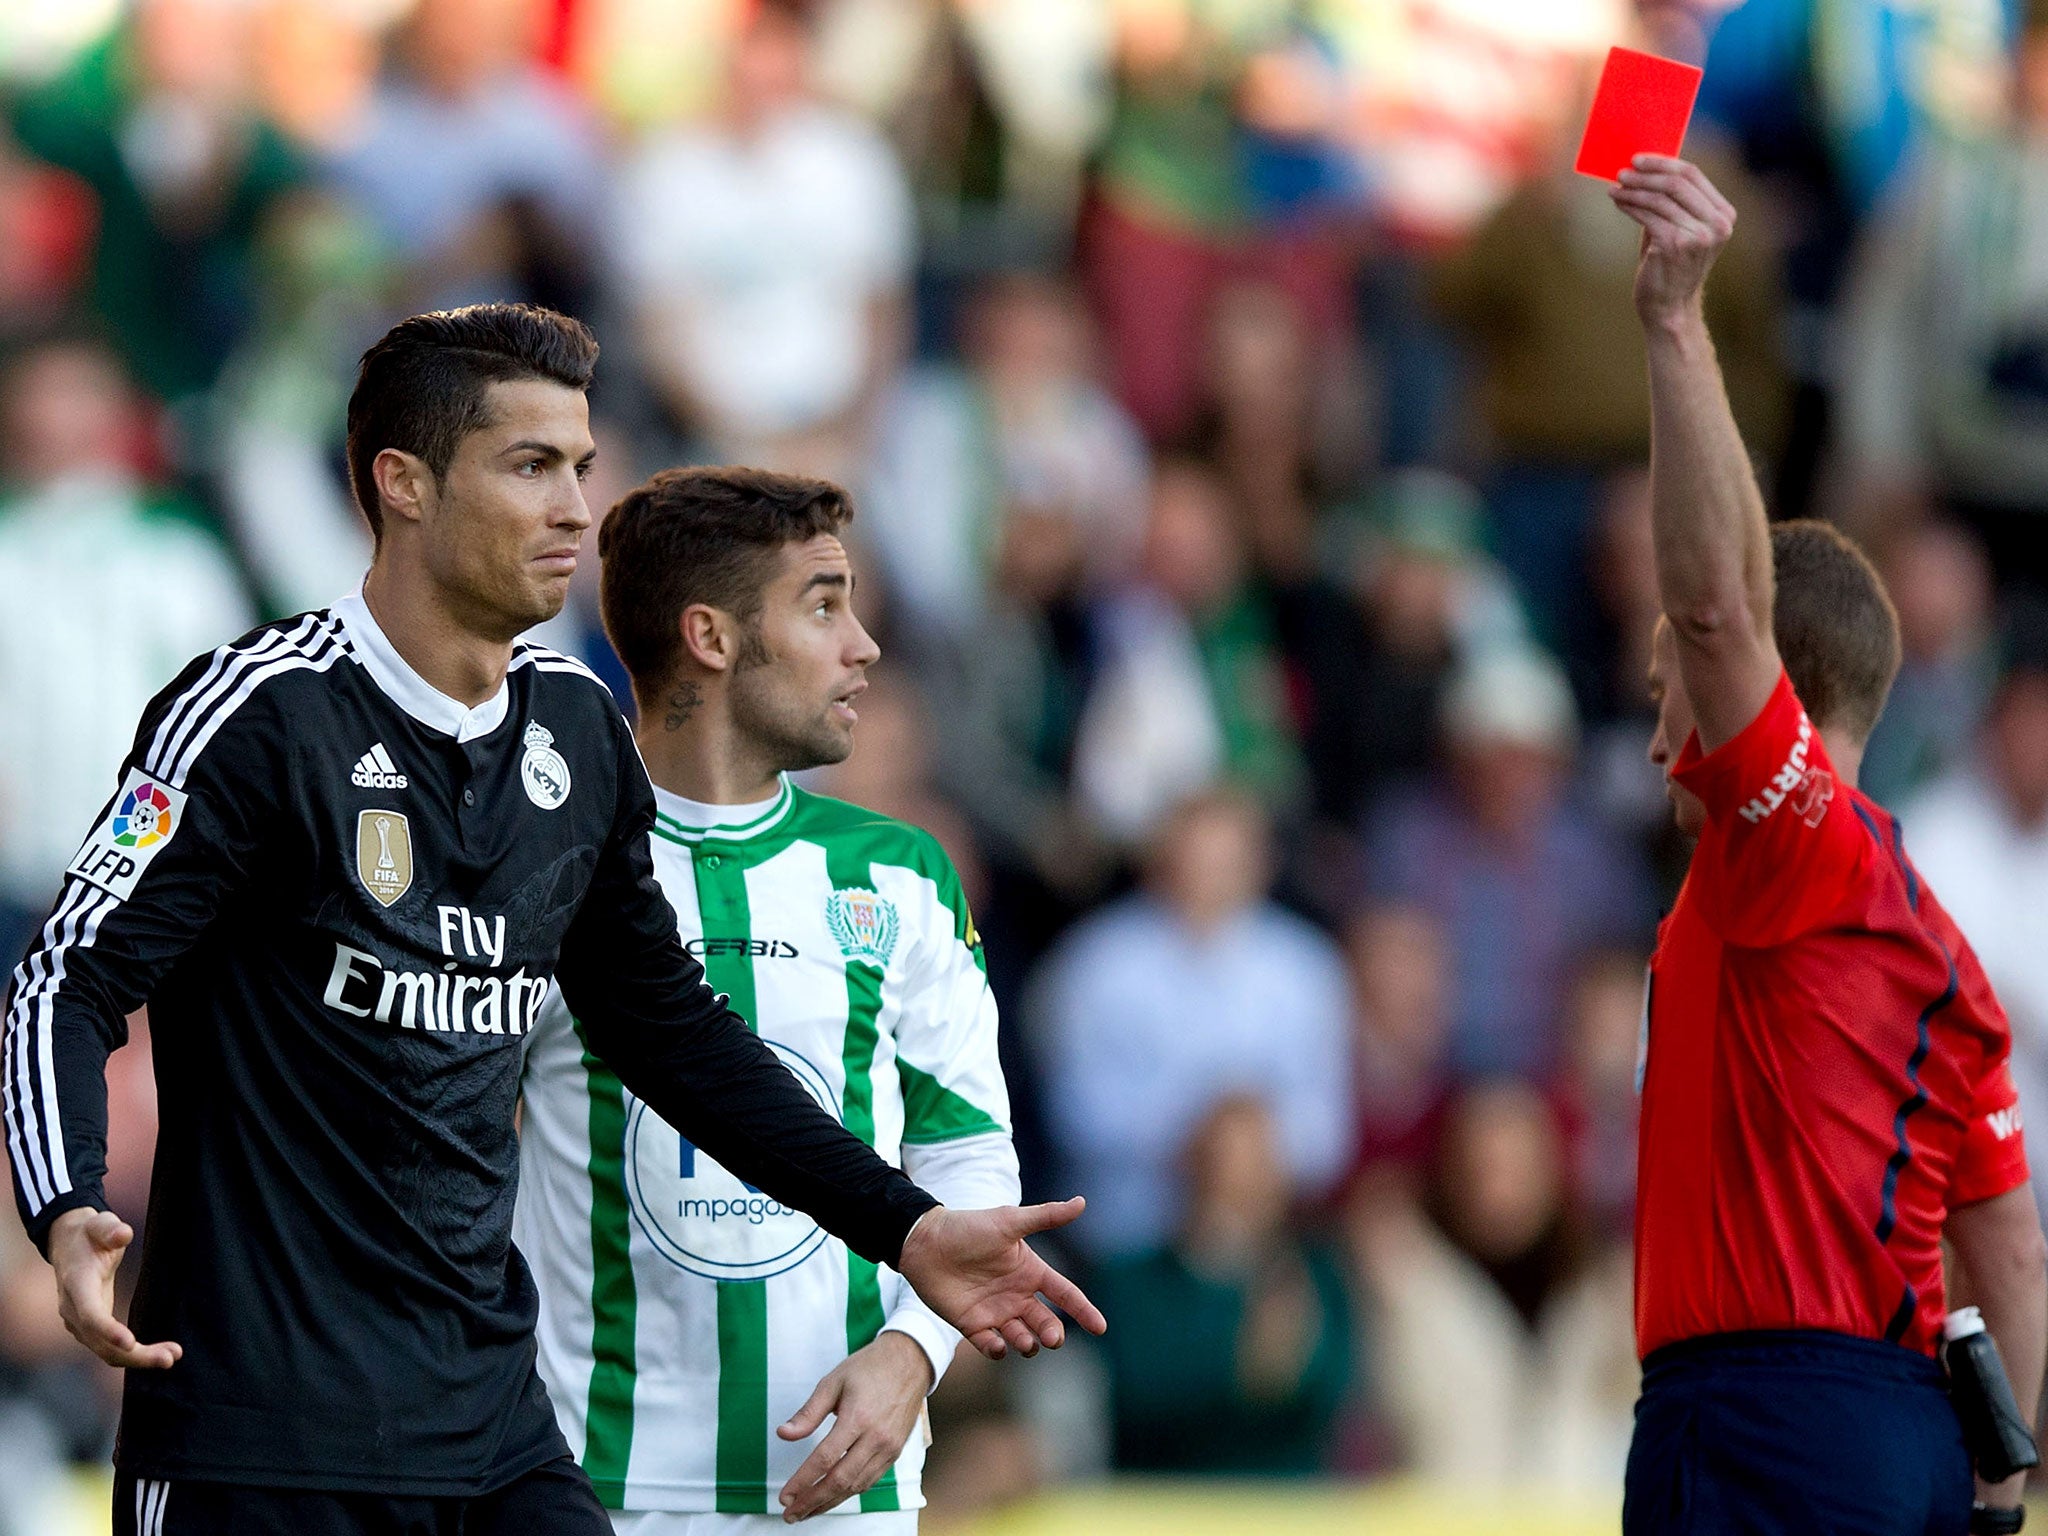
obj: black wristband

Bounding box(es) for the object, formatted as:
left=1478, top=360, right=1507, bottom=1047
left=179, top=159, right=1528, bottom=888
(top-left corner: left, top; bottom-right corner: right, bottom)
left=1971, top=1502, right=2025, bottom=1535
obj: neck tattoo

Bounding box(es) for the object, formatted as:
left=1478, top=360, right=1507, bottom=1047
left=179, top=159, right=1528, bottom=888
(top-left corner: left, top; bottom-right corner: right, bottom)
left=663, top=680, right=702, bottom=731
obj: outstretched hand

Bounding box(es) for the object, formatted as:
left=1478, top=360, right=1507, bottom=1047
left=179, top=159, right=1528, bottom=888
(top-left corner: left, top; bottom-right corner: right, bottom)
left=895, top=1199, right=1106, bottom=1360
left=1611, top=155, right=1737, bottom=324
left=47, top=1207, right=181, bottom=1370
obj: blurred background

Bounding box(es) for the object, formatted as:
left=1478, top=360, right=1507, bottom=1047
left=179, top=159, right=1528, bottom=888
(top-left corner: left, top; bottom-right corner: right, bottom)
left=3, top=0, right=2048, bottom=1529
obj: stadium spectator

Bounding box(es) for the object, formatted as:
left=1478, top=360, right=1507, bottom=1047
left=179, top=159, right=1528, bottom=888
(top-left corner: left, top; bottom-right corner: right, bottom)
left=1566, top=468, right=1661, bottom=728
left=1188, top=280, right=1391, bottom=882
left=1570, top=469, right=1676, bottom=855
left=1082, top=0, right=1350, bottom=444
left=1346, top=1080, right=1636, bottom=1487
left=809, top=0, right=1114, bottom=271
left=1072, top=458, right=1303, bottom=844
left=1197, top=279, right=1364, bottom=581
left=861, top=270, right=1148, bottom=641
left=1307, top=470, right=1530, bottom=835
left=324, top=0, right=602, bottom=318
left=1035, top=787, right=1352, bottom=1258
left=1092, top=1095, right=1354, bottom=1474
left=920, top=491, right=1115, bottom=958
left=0, top=336, right=254, bottom=964
left=1554, top=950, right=1647, bottom=1239
left=4, top=0, right=305, bottom=405
left=1834, top=0, right=2048, bottom=578
left=0, top=126, right=93, bottom=339
left=1860, top=518, right=1998, bottom=808
left=1339, top=903, right=1453, bottom=1184
left=612, top=0, right=915, bottom=481
left=1903, top=596, right=2048, bottom=1211
left=1363, top=646, right=1656, bottom=1078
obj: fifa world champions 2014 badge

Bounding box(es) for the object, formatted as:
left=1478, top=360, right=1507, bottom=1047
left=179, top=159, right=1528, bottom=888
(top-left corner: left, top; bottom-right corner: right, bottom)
left=521, top=721, right=572, bottom=810
left=826, top=888, right=900, bottom=969
left=356, top=809, right=414, bottom=908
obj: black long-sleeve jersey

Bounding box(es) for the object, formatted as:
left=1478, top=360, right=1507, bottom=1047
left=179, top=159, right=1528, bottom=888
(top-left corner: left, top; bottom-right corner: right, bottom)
left=2, top=594, right=936, bottom=1494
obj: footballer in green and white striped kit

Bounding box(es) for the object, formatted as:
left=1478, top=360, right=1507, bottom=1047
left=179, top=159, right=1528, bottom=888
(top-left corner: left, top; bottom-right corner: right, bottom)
left=515, top=465, right=1022, bottom=1535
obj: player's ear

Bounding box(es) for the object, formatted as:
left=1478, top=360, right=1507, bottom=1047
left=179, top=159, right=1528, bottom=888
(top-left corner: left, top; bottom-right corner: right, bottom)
left=372, top=448, right=432, bottom=530
left=679, top=603, right=735, bottom=674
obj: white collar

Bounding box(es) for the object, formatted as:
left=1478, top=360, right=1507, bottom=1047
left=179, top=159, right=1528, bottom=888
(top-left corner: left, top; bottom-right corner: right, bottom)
left=651, top=776, right=795, bottom=843
left=335, top=589, right=511, bottom=744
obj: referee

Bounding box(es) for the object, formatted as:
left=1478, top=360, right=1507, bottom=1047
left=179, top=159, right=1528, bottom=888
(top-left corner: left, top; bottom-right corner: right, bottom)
left=2, top=304, right=1101, bottom=1536
left=1616, top=158, right=2048, bottom=1535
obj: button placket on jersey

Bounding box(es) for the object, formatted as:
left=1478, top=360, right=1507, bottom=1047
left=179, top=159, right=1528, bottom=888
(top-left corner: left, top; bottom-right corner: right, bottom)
left=454, top=740, right=486, bottom=849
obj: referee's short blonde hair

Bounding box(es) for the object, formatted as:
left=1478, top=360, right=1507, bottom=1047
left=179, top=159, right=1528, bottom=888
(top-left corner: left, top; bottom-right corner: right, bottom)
left=1770, top=519, right=1902, bottom=745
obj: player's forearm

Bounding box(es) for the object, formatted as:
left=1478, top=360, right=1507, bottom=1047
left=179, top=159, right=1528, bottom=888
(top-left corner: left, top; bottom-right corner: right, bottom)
left=7, top=957, right=125, bottom=1257
left=1948, top=1185, right=2048, bottom=1506
left=588, top=1000, right=939, bottom=1265
left=1644, top=309, right=1772, bottom=652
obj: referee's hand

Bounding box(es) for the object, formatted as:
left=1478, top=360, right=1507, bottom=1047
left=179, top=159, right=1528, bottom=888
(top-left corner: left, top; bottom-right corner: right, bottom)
left=1610, top=154, right=1737, bottom=325
left=48, top=1208, right=182, bottom=1370
left=896, top=1199, right=1107, bottom=1360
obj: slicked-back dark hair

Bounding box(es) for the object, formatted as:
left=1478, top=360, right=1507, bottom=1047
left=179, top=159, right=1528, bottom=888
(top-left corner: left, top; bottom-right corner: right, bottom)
left=599, top=465, right=855, bottom=704
left=1770, top=519, right=1902, bottom=742
left=344, top=303, right=598, bottom=540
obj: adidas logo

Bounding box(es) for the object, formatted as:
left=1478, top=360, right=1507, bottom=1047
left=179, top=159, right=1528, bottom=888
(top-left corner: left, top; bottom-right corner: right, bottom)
left=350, top=743, right=409, bottom=791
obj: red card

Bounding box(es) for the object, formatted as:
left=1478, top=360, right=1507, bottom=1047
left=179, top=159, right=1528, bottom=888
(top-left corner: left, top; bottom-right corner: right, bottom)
left=1575, top=46, right=1704, bottom=183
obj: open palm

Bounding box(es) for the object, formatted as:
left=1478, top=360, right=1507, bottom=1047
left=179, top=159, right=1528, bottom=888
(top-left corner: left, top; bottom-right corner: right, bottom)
left=896, top=1198, right=1106, bottom=1360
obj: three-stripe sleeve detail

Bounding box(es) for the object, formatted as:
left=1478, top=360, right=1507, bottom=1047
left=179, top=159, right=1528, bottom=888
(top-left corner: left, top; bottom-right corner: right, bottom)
left=6, top=615, right=350, bottom=1218
left=132, top=1478, right=169, bottom=1535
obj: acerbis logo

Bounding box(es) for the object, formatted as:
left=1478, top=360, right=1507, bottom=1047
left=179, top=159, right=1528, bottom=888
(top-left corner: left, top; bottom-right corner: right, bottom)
left=350, top=743, right=408, bottom=790
left=685, top=936, right=799, bottom=960
left=624, top=1039, right=840, bottom=1280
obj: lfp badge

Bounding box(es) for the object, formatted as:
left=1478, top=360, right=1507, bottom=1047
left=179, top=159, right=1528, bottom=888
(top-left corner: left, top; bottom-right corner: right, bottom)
left=112, top=782, right=175, bottom=848
left=68, top=768, right=190, bottom=900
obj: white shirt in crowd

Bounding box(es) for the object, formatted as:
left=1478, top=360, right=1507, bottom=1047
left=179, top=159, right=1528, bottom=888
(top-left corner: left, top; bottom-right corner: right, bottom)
left=0, top=473, right=255, bottom=910
left=614, top=102, right=915, bottom=439
left=1034, top=894, right=1355, bottom=1257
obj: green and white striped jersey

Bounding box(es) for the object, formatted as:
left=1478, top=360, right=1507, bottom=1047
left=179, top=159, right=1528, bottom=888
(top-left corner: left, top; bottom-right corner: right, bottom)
left=515, top=776, right=1017, bottom=1515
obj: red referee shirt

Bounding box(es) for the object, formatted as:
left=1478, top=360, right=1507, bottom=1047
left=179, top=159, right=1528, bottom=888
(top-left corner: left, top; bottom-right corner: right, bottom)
left=1636, top=671, right=2030, bottom=1359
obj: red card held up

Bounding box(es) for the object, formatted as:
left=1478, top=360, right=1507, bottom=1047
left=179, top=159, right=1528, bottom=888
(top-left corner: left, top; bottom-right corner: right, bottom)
left=1575, top=46, right=1703, bottom=183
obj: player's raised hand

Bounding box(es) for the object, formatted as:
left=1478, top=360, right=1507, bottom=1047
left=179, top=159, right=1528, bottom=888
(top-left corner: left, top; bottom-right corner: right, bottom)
left=895, top=1199, right=1106, bottom=1360
left=1610, top=154, right=1737, bottom=324
left=47, top=1207, right=181, bottom=1370
left=775, top=1331, right=933, bottom=1521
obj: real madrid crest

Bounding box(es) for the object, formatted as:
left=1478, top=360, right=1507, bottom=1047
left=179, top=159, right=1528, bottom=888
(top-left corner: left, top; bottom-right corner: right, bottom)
left=357, top=809, right=414, bottom=908
left=826, top=887, right=900, bottom=969
left=521, top=721, right=572, bottom=810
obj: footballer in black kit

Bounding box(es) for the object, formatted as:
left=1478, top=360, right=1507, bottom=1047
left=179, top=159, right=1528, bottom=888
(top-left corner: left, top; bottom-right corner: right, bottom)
left=13, top=596, right=930, bottom=1514
left=4, top=303, right=1102, bottom=1536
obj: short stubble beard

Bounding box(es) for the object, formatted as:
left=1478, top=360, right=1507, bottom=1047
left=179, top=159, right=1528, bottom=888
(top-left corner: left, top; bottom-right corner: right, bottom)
left=728, top=633, right=852, bottom=776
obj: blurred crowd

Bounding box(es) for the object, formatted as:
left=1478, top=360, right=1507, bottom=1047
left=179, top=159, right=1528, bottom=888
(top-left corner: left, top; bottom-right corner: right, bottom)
left=5, top=0, right=2048, bottom=1525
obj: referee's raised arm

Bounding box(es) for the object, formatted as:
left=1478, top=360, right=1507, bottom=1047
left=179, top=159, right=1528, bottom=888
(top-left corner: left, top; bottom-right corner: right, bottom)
left=1614, top=154, right=1781, bottom=753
